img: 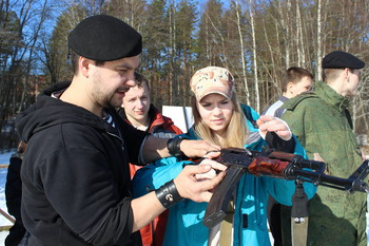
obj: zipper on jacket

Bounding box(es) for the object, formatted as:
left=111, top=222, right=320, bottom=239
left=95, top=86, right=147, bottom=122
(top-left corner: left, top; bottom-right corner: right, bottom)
left=106, top=131, right=125, bottom=151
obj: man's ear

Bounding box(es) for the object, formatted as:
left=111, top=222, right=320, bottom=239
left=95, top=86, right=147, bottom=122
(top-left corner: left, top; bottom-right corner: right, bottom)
left=79, top=57, right=91, bottom=78
left=287, top=82, right=294, bottom=94
left=344, top=67, right=350, bottom=78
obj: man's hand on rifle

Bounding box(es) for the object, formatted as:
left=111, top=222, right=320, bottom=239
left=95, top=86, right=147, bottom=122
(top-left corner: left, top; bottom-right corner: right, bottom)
left=180, top=139, right=221, bottom=158
left=195, top=151, right=225, bottom=182
left=257, top=115, right=292, bottom=141
left=174, top=157, right=227, bottom=203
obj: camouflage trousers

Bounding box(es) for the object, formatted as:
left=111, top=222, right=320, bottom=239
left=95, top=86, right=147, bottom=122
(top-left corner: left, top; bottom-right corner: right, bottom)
left=280, top=188, right=367, bottom=246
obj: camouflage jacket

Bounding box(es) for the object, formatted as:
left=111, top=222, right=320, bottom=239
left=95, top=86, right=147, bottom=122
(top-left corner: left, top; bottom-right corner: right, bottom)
left=281, top=81, right=367, bottom=246
left=282, top=81, right=362, bottom=176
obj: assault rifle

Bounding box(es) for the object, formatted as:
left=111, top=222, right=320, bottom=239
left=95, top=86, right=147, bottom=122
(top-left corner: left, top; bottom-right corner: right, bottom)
left=203, top=147, right=369, bottom=228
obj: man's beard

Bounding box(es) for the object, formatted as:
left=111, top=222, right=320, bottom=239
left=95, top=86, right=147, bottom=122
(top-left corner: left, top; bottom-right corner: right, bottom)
left=91, top=75, right=117, bottom=109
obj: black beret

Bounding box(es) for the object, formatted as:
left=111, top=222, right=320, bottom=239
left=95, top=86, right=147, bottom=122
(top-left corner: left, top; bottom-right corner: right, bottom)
left=68, top=15, right=142, bottom=61
left=322, top=51, right=365, bottom=69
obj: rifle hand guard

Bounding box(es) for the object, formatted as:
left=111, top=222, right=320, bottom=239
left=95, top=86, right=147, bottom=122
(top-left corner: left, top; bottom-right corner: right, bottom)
left=203, top=148, right=369, bottom=228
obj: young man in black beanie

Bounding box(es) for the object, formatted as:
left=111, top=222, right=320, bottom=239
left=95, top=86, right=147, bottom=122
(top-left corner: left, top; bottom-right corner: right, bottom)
left=15, top=15, right=226, bottom=246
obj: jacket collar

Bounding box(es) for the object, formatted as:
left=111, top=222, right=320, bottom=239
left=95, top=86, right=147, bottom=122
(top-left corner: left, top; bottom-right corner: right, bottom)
left=16, top=81, right=119, bottom=143
left=314, top=81, right=350, bottom=112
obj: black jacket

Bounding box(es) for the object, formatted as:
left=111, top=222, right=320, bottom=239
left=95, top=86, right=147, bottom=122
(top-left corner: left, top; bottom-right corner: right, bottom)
left=16, top=82, right=149, bottom=246
left=5, top=152, right=27, bottom=246
left=5, top=153, right=23, bottom=221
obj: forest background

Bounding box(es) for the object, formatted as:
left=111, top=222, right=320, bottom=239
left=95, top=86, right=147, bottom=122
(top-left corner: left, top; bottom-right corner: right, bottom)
left=1, top=0, right=369, bottom=151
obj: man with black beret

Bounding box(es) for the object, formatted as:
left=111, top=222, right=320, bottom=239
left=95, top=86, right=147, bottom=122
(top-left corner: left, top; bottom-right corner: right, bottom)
left=281, top=51, right=367, bottom=246
left=15, top=15, right=226, bottom=246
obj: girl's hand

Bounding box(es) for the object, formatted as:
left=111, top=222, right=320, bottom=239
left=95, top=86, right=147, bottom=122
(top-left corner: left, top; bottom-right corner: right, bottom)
left=256, top=115, right=292, bottom=141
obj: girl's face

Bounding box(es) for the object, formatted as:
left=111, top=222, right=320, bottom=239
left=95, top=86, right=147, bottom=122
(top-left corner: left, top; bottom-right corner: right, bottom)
left=197, top=93, right=234, bottom=137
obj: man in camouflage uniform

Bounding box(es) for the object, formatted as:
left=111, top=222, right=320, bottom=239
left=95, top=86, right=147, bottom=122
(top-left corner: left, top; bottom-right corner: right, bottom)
left=281, top=51, right=367, bottom=246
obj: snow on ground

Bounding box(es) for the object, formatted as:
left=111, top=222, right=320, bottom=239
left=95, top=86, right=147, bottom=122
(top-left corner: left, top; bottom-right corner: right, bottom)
left=0, top=150, right=15, bottom=246
left=0, top=150, right=14, bottom=226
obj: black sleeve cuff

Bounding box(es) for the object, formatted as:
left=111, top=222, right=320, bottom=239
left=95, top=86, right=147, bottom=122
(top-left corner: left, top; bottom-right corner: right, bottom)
left=265, top=131, right=295, bottom=153
left=155, top=180, right=184, bottom=208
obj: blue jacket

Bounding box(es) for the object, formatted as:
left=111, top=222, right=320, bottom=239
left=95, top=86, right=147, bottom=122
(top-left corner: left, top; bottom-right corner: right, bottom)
left=133, top=104, right=316, bottom=246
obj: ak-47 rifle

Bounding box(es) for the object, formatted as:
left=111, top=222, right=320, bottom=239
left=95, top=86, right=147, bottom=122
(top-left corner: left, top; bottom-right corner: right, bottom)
left=203, top=147, right=369, bottom=229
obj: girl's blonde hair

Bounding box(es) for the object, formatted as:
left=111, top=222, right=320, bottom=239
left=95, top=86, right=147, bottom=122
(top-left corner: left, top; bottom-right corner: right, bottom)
left=191, top=93, right=248, bottom=148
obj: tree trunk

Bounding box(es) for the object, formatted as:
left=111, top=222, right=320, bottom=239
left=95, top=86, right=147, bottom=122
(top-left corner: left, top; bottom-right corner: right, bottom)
left=316, top=0, right=323, bottom=80
left=296, top=0, right=306, bottom=67
left=234, top=0, right=250, bottom=105
left=249, top=0, right=259, bottom=112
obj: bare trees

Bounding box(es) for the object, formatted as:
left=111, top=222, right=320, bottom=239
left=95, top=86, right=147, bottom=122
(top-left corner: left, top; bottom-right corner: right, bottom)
left=1, top=0, right=369, bottom=151
left=0, top=0, right=53, bottom=150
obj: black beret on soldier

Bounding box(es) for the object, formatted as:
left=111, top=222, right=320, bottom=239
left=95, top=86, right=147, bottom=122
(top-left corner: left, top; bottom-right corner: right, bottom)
left=322, top=50, right=365, bottom=69
left=68, top=15, right=142, bottom=61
